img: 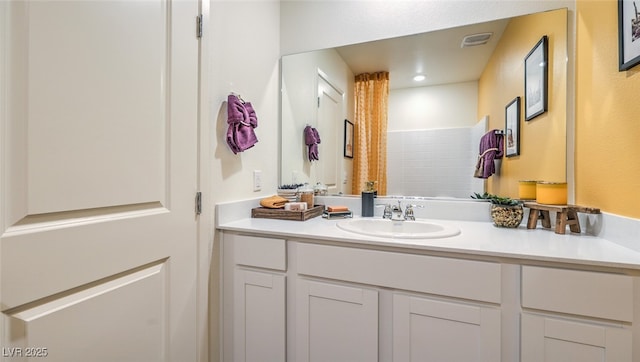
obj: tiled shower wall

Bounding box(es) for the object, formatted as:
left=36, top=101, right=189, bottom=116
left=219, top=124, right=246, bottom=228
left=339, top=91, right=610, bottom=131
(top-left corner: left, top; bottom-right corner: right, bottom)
left=387, top=119, right=487, bottom=198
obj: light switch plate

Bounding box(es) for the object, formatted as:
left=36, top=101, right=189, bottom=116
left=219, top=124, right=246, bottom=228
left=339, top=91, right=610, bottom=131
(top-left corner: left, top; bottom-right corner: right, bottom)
left=253, top=170, right=262, bottom=192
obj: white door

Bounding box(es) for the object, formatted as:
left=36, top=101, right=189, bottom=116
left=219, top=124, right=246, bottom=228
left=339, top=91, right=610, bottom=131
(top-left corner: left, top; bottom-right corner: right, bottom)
left=296, top=278, right=378, bottom=362
left=393, top=293, right=501, bottom=362
left=0, top=1, right=201, bottom=361
left=317, top=75, right=343, bottom=194
left=521, top=313, right=632, bottom=362
left=234, top=269, right=286, bottom=362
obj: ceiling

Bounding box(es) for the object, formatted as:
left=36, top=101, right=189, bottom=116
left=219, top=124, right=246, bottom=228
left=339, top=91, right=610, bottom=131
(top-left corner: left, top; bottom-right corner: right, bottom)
left=334, top=18, right=511, bottom=90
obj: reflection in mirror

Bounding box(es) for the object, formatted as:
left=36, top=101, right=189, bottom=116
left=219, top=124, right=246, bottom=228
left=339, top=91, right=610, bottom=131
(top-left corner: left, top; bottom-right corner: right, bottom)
left=280, top=8, right=567, bottom=199
left=281, top=51, right=354, bottom=195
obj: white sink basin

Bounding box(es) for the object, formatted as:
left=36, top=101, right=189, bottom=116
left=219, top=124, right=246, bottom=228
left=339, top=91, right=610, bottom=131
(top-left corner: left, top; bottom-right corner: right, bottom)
left=336, top=218, right=460, bottom=239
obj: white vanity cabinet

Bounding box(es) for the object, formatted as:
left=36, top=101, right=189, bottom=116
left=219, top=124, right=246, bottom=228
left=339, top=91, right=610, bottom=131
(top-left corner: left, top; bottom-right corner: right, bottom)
left=521, top=266, right=635, bottom=361
left=295, top=242, right=503, bottom=362
left=221, top=230, right=640, bottom=361
left=393, top=293, right=501, bottom=361
left=222, top=234, right=286, bottom=362
left=295, top=278, right=379, bottom=361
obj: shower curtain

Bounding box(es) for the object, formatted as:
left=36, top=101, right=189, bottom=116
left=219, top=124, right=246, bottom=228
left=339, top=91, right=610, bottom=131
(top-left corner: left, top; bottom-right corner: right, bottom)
left=352, top=71, right=389, bottom=195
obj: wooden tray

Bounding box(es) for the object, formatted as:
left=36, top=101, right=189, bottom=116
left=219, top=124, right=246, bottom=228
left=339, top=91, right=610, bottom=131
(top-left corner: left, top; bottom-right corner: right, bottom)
left=251, top=204, right=325, bottom=221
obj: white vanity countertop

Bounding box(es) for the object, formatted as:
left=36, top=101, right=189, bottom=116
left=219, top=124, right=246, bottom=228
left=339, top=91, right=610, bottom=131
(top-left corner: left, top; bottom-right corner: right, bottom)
left=217, top=215, right=640, bottom=270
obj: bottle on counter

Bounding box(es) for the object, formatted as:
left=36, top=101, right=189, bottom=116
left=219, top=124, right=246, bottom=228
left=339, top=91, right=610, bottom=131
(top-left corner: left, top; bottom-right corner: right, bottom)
left=361, top=180, right=377, bottom=217
left=298, top=183, right=315, bottom=209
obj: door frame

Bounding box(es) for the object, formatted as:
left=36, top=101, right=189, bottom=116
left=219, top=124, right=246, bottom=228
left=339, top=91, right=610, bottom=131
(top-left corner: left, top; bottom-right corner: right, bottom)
left=196, top=1, right=212, bottom=361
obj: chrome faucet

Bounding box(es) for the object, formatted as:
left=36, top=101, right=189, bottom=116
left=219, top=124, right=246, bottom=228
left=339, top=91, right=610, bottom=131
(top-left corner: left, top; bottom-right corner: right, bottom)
left=380, top=201, right=422, bottom=220
left=391, top=201, right=404, bottom=221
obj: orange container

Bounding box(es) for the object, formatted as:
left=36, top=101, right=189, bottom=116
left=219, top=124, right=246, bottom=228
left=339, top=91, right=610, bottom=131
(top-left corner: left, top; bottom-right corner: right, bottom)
left=536, top=182, right=567, bottom=205
left=518, top=180, right=538, bottom=200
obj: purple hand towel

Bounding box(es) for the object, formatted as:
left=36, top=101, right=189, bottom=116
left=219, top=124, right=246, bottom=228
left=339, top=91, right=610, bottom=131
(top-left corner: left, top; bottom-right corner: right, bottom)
left=312, top=127, right=321, bottom=144
left=475, top=130, right=503, bottom=178
left=244, top=102, right=258, bottom=128
left=304, top=126, right=320, bottom=161
left=304, top=126, right=319, bottom=145
left=227, top=94, right=249, bottom=126
left=227, top=94, right=259, bottom=154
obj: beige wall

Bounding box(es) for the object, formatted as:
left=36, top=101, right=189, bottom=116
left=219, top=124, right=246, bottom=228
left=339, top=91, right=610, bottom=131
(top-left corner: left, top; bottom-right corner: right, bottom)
left=478, top=9, right=568, bottom=199
left=575, top=0, right=640, bottom=219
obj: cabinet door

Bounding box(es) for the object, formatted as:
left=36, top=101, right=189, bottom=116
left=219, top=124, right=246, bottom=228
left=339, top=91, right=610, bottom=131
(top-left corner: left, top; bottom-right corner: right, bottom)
left=521, top=313, right=632, bottom=362
left=234, top=269, right=286, bottom=362
left=296, top=279, right=378, bottom=362
left=393, top=293, right=501, bottom=362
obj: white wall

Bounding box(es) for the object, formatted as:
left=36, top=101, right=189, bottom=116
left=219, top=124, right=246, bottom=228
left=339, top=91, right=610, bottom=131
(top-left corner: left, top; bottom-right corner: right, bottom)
left=386, top=82, right=482, bottom=197
left=388, top=82, right=478, bottom=131
left=387, top=118, right=486, bottom=198
left=280, top=1, right=574, bottom=55
left=210, top=1, right=281, bottom=203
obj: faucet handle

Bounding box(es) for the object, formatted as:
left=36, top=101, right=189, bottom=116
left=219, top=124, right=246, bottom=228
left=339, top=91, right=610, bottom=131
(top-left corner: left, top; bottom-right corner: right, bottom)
left=404, top=204, right=424, bottom=221
left=376, top=203, right=393, bottom=219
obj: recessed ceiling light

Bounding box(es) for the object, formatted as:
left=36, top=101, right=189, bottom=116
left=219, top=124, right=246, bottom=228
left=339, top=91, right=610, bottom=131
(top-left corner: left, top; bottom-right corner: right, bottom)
left=413, top=74, right=426, bottom=82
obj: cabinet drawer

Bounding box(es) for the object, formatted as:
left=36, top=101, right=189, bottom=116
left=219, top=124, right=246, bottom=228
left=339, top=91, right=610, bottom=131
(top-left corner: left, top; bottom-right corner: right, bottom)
left=296, top=243, right=501, bottom=303
left=522, top=266, right=633, bottom=322
left=226, top=233, right=286, bottom=271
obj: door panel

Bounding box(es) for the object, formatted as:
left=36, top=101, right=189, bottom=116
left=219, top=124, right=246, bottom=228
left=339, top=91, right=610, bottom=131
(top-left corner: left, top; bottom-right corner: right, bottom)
left=234, top=269, right=286, bottom=362
left=393, top=293, right=501, bottom=362
left=521, top=313, right=632, bottom=362
left=5, top=262, right=166, bottom=362
left=1, top=0, right=200, bottom=360
left=10, top=0, right=169, bottom=218
left=296, top=279, right=378, bottom=362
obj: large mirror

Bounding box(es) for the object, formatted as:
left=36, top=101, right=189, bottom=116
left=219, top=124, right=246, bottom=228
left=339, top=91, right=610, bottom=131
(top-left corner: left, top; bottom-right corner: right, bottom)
left=280, top=8, right=567, bottom=199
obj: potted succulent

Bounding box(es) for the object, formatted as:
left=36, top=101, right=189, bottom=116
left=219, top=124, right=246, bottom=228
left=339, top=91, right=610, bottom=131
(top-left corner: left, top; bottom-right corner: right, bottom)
left=471, top=192, right=524, bottom=228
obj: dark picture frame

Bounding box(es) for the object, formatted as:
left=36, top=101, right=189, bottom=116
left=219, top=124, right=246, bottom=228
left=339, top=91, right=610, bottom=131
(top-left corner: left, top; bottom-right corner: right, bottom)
left=524, top=36, right=548, bottom=121
left=505, top=97, right=521, bottom=157
left=618, top=0, right=640, bottom=71
left=343, top=119, right=354, bottom=158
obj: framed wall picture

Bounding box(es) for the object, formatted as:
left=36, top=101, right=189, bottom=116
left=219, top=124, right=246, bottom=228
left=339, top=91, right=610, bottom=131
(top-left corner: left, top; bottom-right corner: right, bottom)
left=505, top=97, right=521, bottom=157
left=524, top=36, right=548, bottom=121
left=619, top=0, right=640, bottom=70
left=344, top=119, right=354, bottom=158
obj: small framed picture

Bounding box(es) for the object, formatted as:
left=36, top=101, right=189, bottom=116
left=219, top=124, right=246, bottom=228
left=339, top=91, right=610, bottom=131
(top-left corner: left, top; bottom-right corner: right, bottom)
left=524, top=36, right=548, bottom=121
left=618, top=0, right=640, bottom=71
left=344, top=119, right=354, bottom=158
left=505, top=97, right=521, bottom=157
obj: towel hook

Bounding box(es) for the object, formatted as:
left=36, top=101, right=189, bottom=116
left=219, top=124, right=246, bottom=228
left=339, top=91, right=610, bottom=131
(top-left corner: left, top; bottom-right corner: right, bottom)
left=230, top=92, right=245, bottom=103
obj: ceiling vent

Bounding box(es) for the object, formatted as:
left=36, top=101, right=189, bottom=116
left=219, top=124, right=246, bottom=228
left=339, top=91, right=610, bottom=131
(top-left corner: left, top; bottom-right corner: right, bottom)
left=461, top=32, right=493, bottom=47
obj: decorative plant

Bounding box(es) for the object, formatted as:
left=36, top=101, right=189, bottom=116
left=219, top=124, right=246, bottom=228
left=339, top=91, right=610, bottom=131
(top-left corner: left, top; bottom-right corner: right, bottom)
left=471, top=192, right=520, bottom=206
left=472, top=192, right=523, bottom=228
